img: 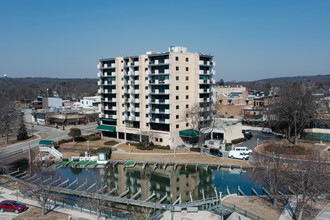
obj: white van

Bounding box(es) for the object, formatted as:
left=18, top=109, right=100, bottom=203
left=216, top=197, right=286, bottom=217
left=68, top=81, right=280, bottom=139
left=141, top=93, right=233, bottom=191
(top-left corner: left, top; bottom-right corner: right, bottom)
left=262, top=128, right=272, bottom=134
left=233, top=146, right=252, bottom=155
left=228, top=151, right=249, bottom=160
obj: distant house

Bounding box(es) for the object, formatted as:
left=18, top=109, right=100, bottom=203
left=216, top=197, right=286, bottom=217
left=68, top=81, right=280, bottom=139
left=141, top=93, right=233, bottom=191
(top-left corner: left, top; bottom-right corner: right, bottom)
left=80, top=96, right=101, bottom=109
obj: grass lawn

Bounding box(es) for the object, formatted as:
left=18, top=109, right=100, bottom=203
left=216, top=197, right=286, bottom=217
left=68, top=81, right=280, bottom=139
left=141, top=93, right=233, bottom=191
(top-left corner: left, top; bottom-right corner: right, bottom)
left=13, top=205, right=87, bottom=220
left=223, top=196, right=284, bottom=220
left=0, top=135, right=36, bottom=147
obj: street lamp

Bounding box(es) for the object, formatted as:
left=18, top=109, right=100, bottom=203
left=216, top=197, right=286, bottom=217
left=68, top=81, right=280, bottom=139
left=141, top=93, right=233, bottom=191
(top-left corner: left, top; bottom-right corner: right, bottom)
left=31, top=123, right=34, bottom=136
left=128, top=143, right=131, bottom=154
left=257, top=138, right=260, bottom=147
left=170, top=193, right=173, bottom=220
left=15, top=181, right=18, bottom=201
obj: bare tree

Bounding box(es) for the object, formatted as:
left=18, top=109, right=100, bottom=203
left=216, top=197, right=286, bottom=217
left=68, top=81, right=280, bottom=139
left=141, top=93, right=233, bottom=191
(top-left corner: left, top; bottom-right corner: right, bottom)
left=20, top=163, right=55, bottom=215
left=0, top=96, right=20, bottom=144
left=285, top=150, right=330, bottom=220
left=140, top=130, right=160, bottom=148
left=252, top=143, right=288, bottom=206
left=269, top=83, right=317, bottom=145
left=183, top=103, right=214, bottom=154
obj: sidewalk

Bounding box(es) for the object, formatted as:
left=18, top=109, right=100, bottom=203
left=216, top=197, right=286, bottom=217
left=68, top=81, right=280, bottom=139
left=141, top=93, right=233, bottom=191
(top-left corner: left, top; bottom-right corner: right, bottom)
left=0, top=186, right=99, bottom=220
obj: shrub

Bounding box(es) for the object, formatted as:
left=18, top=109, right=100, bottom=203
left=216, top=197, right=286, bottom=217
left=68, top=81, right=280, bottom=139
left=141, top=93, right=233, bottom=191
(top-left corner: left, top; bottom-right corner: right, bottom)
left=154, top=145, right=170, bottom=150
left=58, top=138, right=73, bottom=145
left=84, top=134, right=101, bottom=141
left=231, top=138, right=246, bottom=145
left=190, top=147, right=201, bottom=152
left=75, top=136, right=87, bottom=142
left=104, top=140, right=118, bottom=146
left=90, top=147, right=112, bottom=155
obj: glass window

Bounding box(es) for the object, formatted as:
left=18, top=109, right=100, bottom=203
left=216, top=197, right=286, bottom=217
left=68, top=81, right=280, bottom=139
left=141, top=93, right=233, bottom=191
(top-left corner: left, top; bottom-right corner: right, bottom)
left=176, top=124, right=179, bottom=128
left=175, top=57, right=179, bottom=61
left=176, top=66, right=179, bottom=71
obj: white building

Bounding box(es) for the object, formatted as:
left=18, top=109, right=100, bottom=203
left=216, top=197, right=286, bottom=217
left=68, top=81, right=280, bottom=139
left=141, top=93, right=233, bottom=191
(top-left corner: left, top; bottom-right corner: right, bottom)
left=97, top=46, right=215, bottom=147
left=80, top=96, right=101, bottom=109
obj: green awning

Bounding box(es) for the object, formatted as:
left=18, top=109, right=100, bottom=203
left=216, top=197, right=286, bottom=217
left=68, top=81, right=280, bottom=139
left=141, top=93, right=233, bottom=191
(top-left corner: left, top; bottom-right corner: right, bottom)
left=100, top=118, right=117, bottom=122
left=179, top=129, right=199, bottom=137
left=39, top=140, right=54, bottom=145
left=96, top=125, right=116, bottom=132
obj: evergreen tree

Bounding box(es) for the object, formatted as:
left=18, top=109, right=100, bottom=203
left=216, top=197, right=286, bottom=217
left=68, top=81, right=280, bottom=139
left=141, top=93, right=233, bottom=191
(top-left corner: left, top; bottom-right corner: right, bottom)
left=17, top=118, right=29, bottom=141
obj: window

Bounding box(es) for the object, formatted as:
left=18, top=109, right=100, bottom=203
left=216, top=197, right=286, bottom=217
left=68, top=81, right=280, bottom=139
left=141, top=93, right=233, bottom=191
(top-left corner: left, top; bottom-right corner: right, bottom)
left=176, top=105, right=179, bottom=109
left=186, top=114, right=189, bottom=117
left=155, top=138, right=159, bottom=142
left=186, top=76, right=189, bottom=80
left=160, top=138, right=163, bottom=142
left=186, top=57, right=189, bottom=62
left=145, top=86, right=148, bottom=90
left=176, top=124, right=179, bottom=128
left=186, top=123, right=189, bottom=127
left=186, top=104, right=189, bottom=108
left=146, top=96, right=148, bottom=99
left=176, top=66, right=179, bottom=71
left=176, top=115, right=179, bottom=119
left=123, top=121, right=125, bottom=124
left=145, top=68, right=148, bottom=71
left=186, top=67, right=189, bottom=71
left=176, top=86, right=179, bottom=90
left=186, top=95, right=189, bottom=99
left=176, top=76, right=179, bottom=80
left=175, top=56, right=179, bottom=61
left=176, top=96, right=179, bottom=100
left=186, top=86, right=189, bottom=90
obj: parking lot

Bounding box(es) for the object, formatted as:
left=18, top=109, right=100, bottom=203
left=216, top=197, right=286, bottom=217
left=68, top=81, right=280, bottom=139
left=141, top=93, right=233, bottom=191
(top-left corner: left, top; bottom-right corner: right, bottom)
left=221, top=130, right=283, bottom=161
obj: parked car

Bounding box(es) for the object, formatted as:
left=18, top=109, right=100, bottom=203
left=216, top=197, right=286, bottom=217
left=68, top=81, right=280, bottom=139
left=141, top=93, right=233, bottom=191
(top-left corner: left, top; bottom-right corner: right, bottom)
left=228, top=151, right=249, bottom=160
left=209, top=148, right=223, bottom=157
left=244, top=131, right=253, bottom=140
left=262, top=127, right=272, bottom=134
left=233, top=146, right=252, bottom=155
left=0, top=200, right=27, bottom=214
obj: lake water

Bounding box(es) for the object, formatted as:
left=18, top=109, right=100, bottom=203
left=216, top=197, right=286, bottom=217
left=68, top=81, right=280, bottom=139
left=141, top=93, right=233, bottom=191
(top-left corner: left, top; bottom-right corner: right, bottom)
left=34, top=164, right=263, bottom=203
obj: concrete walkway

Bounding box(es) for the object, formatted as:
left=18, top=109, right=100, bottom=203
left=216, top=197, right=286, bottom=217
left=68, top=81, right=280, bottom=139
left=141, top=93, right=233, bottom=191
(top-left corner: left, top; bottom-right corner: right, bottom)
left=314, top=202, right=330, bottom=220
left=0, top=186, right=100, bottom=220
left=279, top=196, right=297, bottom=220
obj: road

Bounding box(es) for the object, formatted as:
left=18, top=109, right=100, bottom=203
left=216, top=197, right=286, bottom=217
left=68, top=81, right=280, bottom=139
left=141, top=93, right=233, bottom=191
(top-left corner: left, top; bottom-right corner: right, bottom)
left=222, top=131, right=283, bottom=161
left=0, top=123, right=98, bottom=155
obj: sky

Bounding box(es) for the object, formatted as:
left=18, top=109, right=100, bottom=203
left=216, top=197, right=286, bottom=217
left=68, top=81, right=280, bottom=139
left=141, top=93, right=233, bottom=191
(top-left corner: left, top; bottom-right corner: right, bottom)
left=0, top=0, right=329, bottom=81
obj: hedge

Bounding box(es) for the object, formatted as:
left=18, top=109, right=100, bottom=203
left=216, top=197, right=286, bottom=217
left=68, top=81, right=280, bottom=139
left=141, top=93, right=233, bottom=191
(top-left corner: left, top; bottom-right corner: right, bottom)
left=190, top=147, right=201, bottom=152
left=104, top=140, right=119, bottom=146
left=231, top=138, right=246, bottom=145
left=128, top=142, right=170, bottom=150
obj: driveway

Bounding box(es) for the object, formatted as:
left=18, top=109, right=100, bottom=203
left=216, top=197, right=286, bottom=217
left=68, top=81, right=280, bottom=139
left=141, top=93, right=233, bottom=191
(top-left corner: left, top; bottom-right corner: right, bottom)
left=222, top=131, right=283, bottom=161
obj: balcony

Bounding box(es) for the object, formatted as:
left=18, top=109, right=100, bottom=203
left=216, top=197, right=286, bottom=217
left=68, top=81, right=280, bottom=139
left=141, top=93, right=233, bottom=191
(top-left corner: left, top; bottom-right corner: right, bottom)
left=149, top=79, right=170, bottom=85
left=134, top=89, right=140, bottom=94
left=198, top=60, right=213, bottom=66
left=198, top=70, right=212, bottom=75
left=133, top=80, right=140, bottom=84
left=198, top=88, right=211, bottom=94
left=134, top=61, right=139, bottom=66
left=98, top=81, right=101, bottom=86
left=198, top=79, right=215, bottom=84
left=199, top=97, right=211, bottom=103
left=150, top=118, right=170, bottom=124
left=134, top=98, right=140, bottom=103
left=97, top=72, right=102, bottom=77
left=112, top=106, right=117, bottom=111
left=98, top=89, right=104, bottom=94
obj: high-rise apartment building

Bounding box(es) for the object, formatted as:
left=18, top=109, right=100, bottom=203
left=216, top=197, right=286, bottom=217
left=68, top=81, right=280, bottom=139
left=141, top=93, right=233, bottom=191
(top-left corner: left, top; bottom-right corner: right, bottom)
left=97, top=46, right=215, bottom=147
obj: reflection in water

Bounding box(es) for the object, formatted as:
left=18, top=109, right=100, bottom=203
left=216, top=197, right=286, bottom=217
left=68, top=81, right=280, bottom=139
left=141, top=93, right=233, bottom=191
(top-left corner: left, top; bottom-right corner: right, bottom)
left=49, top=164, right=262, bottom=203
